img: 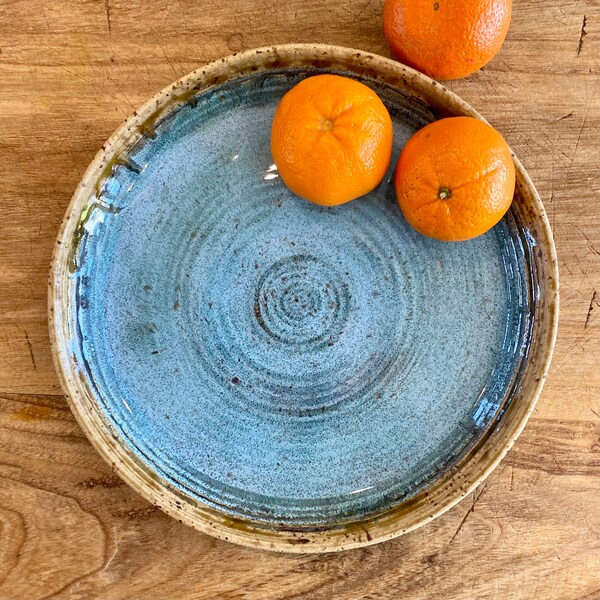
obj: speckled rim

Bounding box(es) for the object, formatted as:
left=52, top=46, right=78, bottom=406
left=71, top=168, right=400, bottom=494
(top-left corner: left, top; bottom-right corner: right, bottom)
left=49, top=44, right=559, bottom=553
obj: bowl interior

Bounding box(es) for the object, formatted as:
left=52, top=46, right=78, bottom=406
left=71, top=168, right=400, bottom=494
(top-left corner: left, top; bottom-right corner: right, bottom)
left=51, top=45, right=558, bottom=552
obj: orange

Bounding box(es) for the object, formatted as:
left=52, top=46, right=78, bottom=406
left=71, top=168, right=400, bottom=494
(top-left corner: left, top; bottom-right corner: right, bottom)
left=394, top=116, right=515, bottom=242
left=383, top=0, right=512, bottom=80
left=271, top=74, right=393, bottom=206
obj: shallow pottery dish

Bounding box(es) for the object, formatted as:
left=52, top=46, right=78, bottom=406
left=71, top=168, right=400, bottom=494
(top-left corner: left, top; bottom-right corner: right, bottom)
left=50, top=44, right=558, bottom=553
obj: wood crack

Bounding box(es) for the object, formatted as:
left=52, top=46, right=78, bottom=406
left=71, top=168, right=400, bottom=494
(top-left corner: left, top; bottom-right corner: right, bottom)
left=584, top=290, right=598, bottom=329
left=24, top=331, right=36, bottom=371
left=576, top=226, right=599, bottom=257
left=552, top=112, right=573, bottom=122
left=446, top=483, right=489, bottom=548
left=104, top=0, right=112, bottom=34
left=576, top=15, right=587, bottom=57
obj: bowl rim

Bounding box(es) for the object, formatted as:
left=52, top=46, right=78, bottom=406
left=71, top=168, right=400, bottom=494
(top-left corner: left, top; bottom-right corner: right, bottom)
left=49, top=43, right=559, bottom=553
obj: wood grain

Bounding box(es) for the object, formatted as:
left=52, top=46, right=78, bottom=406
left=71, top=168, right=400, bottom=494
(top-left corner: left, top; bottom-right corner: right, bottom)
left=0, top=0, right=598, bottom=597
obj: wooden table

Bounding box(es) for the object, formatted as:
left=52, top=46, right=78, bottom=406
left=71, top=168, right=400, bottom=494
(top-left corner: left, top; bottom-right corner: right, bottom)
left=1, top=1, right=598, bottom=598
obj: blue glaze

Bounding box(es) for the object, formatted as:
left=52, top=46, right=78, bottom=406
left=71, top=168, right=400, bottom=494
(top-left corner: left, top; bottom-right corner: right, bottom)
left=72, top=70, right=531, bottom=525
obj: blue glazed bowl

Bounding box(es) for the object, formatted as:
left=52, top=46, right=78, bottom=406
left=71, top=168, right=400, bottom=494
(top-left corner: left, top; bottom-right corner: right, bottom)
left=50, top=45, right=558, bottom=552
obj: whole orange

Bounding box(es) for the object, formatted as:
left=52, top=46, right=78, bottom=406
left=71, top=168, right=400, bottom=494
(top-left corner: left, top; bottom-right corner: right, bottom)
left=383, top=0, right=512, bottom=80
left=271, top=74, right=393, bottom=206
left=394, top=116, right=515, bottom=242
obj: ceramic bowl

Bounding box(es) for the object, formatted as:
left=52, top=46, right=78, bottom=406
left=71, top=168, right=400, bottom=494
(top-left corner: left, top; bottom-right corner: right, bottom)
left=49, top=44, right=558, bottom=552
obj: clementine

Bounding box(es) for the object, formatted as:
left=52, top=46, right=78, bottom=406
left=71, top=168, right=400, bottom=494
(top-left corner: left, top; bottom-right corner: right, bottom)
left=271, top=74, right=393, bottom=206
left=394, top=116, right=515, bottom=242
left=383, top=0, right=512, bottom=80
